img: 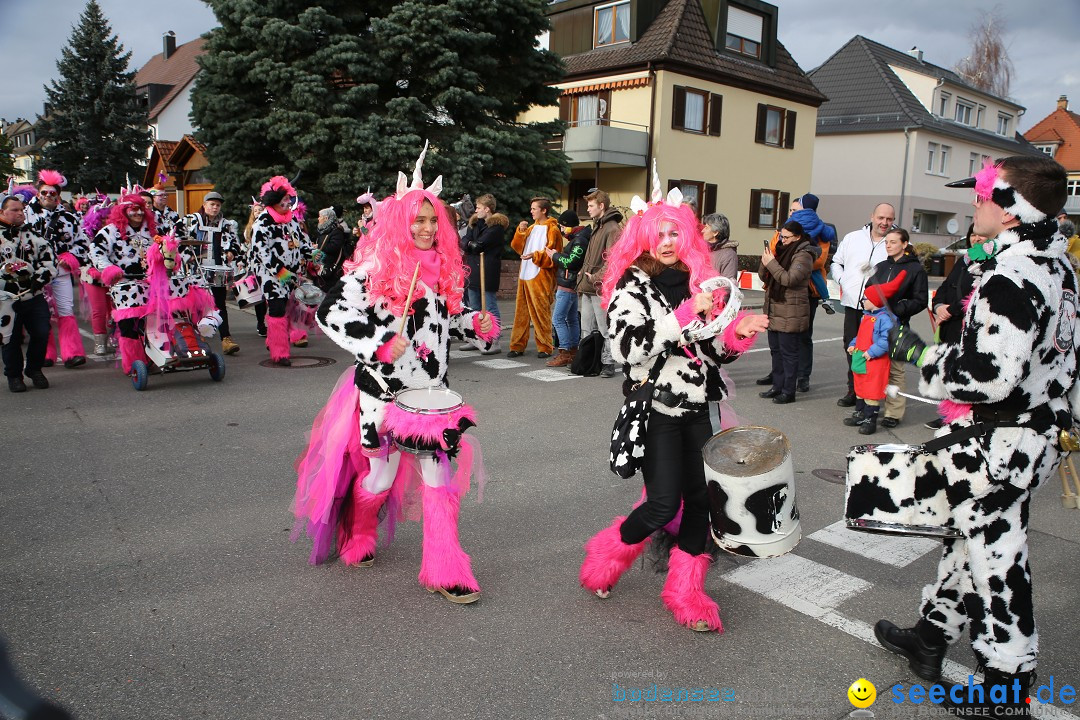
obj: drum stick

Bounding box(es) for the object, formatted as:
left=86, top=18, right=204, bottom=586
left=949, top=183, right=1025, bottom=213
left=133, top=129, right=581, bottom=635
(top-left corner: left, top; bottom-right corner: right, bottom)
left=885, top=384, right=936, bottom=405
left=479, top=252, right=487, bottom=314
left=398, top=261, right=421, bottom=336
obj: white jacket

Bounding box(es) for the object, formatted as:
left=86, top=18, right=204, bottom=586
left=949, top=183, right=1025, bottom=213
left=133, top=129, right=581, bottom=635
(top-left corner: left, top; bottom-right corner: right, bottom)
left=830, top=224, right=889, bottom=309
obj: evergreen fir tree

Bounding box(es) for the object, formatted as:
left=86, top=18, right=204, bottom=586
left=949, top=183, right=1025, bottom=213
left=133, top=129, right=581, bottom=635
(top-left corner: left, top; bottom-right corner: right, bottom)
left=193, top=0, right=566, bottom=221
left=36, top=0, right=150, bottom=193
left=0, top=134, right=15, bottom=181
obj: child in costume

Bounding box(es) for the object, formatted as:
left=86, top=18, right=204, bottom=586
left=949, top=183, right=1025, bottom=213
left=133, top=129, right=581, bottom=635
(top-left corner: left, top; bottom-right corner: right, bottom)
left=293, top=144, right=499, bottom=604
left=842, top=271, right=905, bottom=435
left=578, top=167, right=768, bottom=632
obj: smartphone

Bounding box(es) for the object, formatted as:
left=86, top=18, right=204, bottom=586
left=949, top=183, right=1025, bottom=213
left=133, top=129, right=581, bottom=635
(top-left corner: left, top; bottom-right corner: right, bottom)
left=763, top=239, right=770, bottom=250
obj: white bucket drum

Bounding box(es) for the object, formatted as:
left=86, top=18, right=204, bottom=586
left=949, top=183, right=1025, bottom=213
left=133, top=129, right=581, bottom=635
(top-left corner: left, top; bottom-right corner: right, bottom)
left=201, top=263, right=234, bottom=288
left=0, top=290, right=16, bottom=344
left=705, top=426, right=801, bottom=558
left=383, top=386, right=476, bottom=456
left=845, top=443, right=960, bottom=538
left=233, top=273, right=263, bottom=307
left=293, top=281, right=325, bottom=308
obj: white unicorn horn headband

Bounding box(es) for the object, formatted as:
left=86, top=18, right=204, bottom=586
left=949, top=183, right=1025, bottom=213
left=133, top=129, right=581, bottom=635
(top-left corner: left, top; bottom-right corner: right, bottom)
left=395, top=140, right=443, bottom=199
left=629, top=159, right=682, bottom=216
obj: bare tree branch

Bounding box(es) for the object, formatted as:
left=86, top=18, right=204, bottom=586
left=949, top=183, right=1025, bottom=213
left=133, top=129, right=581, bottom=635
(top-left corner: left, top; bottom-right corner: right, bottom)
left=953, top=7, right=1014, bottom=98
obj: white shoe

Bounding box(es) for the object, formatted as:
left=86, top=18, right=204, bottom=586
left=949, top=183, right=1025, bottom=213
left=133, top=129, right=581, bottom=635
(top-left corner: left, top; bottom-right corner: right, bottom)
left=197, top=319, right=218, bottom=338
left=479, top=341, right=502, bottom=355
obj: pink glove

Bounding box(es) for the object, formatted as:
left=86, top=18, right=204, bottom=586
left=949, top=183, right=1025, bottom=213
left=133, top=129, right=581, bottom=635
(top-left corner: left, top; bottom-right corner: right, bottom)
left=101, top=265, right=125, bottom=286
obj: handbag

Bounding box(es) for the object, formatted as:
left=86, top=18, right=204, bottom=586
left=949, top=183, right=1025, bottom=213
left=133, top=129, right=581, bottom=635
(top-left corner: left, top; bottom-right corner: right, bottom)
left=609, top=353, right=668, bottom=479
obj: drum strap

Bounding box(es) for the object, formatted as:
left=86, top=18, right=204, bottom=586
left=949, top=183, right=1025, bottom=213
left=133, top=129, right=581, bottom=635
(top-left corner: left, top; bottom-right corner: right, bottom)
left=356, top=363, right=393, bottom=401
left=921, top=404, right=1057, bottom=453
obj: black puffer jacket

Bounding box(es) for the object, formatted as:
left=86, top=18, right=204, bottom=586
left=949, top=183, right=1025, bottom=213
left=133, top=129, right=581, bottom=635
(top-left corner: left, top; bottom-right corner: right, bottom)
left=461, top=213, right=509, bottom=292
left=866, top=249, right=928, bottom=323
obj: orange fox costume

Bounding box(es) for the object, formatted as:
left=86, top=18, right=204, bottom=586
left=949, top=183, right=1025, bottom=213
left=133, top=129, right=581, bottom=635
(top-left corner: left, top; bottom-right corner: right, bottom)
left=510, top=216, right=563, bottom=354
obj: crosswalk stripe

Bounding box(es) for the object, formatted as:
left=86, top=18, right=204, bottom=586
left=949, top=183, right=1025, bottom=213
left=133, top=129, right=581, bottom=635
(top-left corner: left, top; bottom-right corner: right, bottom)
left=474, top=358, right=528, bottom=369
left=808, top=520, right=940, bottom=567
left=518, top=369, right=581, bottom=382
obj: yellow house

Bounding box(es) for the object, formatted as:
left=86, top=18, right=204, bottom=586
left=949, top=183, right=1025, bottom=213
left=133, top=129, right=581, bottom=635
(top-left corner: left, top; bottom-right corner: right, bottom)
left=523, top=0, right=825, bottom=246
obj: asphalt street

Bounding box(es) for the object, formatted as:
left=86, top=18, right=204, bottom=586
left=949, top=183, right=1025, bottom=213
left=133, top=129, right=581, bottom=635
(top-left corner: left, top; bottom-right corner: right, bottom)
left=1, top=294, right=1078, bottom=720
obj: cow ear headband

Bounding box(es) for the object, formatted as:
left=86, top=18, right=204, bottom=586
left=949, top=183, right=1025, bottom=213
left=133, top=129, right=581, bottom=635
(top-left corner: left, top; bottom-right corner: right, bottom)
left=396, top=140, right=442, bottom=199
left=946, top=159, right=1046, bottom=224
left=629, top=160, right=682, bottom=215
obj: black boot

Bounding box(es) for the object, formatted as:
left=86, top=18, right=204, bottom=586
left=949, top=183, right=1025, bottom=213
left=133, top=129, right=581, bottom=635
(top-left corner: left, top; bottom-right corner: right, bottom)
left=837, top=390, right=856, bottom=407
left=942, top=667, right=1034, bottom=718
left=755, top=373, right=774, bottom=386
left=874, top=619, right=948, bottom=681
left=842, top=410, right=865, bottom=426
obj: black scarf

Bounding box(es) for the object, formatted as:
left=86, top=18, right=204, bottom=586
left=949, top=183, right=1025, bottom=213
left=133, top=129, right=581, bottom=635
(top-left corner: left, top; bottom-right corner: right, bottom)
left=652, top=266, right=691, bottom=308
left=766, top=239, right=808, bottom=303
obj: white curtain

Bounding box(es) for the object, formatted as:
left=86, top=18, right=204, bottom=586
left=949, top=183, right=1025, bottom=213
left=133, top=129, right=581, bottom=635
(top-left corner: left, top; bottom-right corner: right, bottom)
left=684, top=93, right=705, bottom=132
left=615, top=4, right=630, bottom=42
left=577, top=95, right=600, bottom=127
left=597, top=7, right=613, bottom=45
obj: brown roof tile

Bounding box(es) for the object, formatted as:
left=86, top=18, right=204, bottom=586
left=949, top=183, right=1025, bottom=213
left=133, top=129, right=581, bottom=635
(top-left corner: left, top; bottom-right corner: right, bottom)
left=135, top=37, right=205, bottom=121
left=560, top=0, right=825, bottom=106
left=1024, top=108, right=1080, bottom=171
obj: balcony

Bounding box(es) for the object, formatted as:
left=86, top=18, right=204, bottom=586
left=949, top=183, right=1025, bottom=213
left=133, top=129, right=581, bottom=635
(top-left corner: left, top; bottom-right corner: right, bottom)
left=1065, top=195, right=1080, bottom=213
left=547, top=120, right=649, bottom=167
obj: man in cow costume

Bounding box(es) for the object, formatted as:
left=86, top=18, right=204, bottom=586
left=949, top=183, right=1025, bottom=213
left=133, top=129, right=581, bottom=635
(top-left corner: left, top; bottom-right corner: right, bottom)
left=180, top=192, right=243, bottom=355
left=293, top=143, right=498, bottom=604
left=874, top=155, right=1076, bottom=716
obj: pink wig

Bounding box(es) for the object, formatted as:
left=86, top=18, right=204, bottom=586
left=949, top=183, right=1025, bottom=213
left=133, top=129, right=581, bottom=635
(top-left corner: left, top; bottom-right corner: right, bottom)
left=600, top=201, right=715, bottom=308
left=260, top=175, right=295, bottom=198
left=352, top=188, right=465, bottom=316
left=37, top=169, right=67, bottom=189
left=107, top=194, right=156, bottom=234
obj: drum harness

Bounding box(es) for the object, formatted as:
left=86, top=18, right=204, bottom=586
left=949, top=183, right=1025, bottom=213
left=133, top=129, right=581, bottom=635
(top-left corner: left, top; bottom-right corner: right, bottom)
left=919, top=403, right=1062, bottom=454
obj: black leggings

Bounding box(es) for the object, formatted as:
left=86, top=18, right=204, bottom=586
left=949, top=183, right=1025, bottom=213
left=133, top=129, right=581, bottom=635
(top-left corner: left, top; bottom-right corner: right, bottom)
left=267, top=298, right=288, bottom=318
left=118, top=317, right=140, bottom=339
left=211, top=285, right=231, bottom=337
left=620, top=409, right=712, bottom=555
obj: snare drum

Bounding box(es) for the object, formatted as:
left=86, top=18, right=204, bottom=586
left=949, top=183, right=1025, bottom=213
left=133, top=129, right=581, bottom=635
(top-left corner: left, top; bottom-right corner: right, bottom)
left=293, top=281, right=325, bottom=307
left=845, top=443, right=960, bottom=538
left=233, top=273, right=263, bottom=307
left=201, top=263, right=234, bottom=288
left=0, top=290, right=16, bottom=344
left=382, top=387, right=477, bottom=455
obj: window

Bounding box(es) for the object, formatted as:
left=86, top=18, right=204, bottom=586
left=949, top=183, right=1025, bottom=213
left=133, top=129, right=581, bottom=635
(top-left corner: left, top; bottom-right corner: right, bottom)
left=666, top=180, right=717, bottom=218
left=558, top=90, right=610, bottom=127
left=939, top=145, right=950, bottom=176
left=1068, top=180, right=1080, bottom=197
left=969, top=152, right=980, bottom=176
left=594, top=1, right=630, bottom=48
left=749, top=189, right=790, bottom=229
left=1037, top=145, right=1055, bottom=156
left=927, top=143, right=938, bottom=173
left=671, top=87, right=722, bottom=136
left=725, top=6, right=763, bottom=59
left=955, top=100, right=973, bottom=125
left=937, top=93, right=951, bottom=117
left=975, top=105, right=985, bottom=129
left=997, top=114, right=1012, bottom=136
left=755, top=104, right=796, bottom=148
left=912, top=211, right=938, bottom=234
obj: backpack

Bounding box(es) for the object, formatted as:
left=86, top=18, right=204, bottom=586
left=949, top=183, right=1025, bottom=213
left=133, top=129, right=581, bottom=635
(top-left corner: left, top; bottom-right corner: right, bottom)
left=570, top=330, right=604, bottom=376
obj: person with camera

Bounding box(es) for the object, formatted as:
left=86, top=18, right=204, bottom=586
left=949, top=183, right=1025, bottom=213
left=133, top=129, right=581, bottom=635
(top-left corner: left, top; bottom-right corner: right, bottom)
left=1, top=193, right=55, bottom=392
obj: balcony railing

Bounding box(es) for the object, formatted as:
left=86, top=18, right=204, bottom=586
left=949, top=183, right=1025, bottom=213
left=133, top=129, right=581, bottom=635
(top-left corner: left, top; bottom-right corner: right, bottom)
left=1065, top=195, right=1080, bottom=213
left=547, top=120, right=649, bottom=167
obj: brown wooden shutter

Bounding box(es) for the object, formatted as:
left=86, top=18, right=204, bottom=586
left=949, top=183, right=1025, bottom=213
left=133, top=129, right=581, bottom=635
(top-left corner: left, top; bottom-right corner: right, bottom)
left=704, top=184, right=717, bottom=215
left=708, top=94, right=723, bottom=136
left=749, top=189, right=762, bottom=226
left=784, top=110, right=797, bottom=148
left=559, top=94, right=571, bottom=123
left=755, top=104, right=768, bottom=144
left=672, top=87, right=686, bottom=130
left=598, top=89, right=612, bottom=126
left=777, top=192, right=790, bottom=228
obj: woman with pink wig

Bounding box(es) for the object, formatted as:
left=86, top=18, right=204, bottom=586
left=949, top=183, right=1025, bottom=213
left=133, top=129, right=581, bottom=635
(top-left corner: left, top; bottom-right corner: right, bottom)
left=293, top=149, right=499, bottom=605
left=579, top=186, right=768, bottom=633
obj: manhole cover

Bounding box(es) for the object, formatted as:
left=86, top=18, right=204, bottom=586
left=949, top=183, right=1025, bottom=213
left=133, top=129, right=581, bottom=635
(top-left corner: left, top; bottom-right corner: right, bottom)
left=811, top=468, right=847, bottom=485
left=258, top=356, right=337, bottom=369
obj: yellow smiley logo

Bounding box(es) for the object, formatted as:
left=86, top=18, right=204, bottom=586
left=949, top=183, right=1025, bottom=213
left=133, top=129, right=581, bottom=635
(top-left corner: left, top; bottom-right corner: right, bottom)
left=848, top=678, right=876, bottom=708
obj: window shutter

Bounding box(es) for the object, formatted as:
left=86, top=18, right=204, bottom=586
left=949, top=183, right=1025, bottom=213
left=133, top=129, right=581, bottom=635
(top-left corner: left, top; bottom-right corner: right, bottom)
left=704, top=184, right=717, bottom=215
left=777, top=192, right=790, bottom=228
left=672, top=87, right=686, bottom=130
left=708, top=94, right=723, bottom=136
left=668, top=179, right=680, bottom=193
left=559, top=94, right=571, bottom=123
left=755, top=104, right=768, bottom=144
left=749, top=189, right=762, bottom=226
left=784, top=110, right=797, bottom=149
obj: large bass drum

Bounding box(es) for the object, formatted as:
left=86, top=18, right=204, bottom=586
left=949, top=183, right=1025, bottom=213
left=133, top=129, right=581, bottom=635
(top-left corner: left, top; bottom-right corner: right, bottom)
left=705, top=426, right=801, bottom=558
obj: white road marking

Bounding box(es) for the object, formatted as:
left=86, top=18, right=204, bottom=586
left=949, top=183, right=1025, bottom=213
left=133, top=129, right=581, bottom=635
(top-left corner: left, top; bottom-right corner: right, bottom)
left=474, top=358, right=528, bottom=370
left=743, top=336, right=844, bottom=354
left=518, top=369, right=580, bottom=382
left=808, top=521, right=940, bottom=567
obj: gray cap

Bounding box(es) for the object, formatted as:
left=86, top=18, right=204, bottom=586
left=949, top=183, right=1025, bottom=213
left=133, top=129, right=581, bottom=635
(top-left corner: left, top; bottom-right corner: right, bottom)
left=203, top=191, right=224, bottom=203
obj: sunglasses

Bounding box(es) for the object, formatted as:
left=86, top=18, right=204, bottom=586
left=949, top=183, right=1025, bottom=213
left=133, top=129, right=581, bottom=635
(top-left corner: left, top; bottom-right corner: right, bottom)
left=39, top=190, right=58, bottom=197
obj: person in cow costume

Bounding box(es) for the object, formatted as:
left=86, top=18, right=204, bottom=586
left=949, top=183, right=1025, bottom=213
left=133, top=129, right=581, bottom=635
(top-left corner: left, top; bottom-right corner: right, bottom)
left=872, top=155, right=1076, bottom=716
left=577, top=176, right=768, bottom=632
left=23, top=170, right=88, bottom=368
left=292, top=143, right=499, bottom=604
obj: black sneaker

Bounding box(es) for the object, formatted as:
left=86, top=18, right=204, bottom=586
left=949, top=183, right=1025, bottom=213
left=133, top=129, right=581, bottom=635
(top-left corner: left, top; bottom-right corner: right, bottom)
left=821, top=301, right=837, bottom=315
left=796, top=377, right=810, bottom=393
left=600, top=364, right=616, bottom=378
left=858, top=417, right=877, bottom=435
left=7, top=376, right=26, bottom=393
left=27, top=371, right=49, bottom=389
left=755, top=374, right=774, bottom=386
left=506, top=350, right=523, bottom=358
left=925, top=418, right=944, bottom=430
left=759, top=388, right=780, bottom=398
left=257, top=325, right=267, bottom=337
left=881, top=417, right=900, bottom=429
left=537, top=351, right=551, bottom=359
left=837, top=391, right=856, bottom=407
left=874, top=620, right=947, bottom=681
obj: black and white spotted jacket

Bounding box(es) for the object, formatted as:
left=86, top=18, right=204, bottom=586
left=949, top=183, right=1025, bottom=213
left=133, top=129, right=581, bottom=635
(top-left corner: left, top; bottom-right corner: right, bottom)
left=317, top=270, right=495, bottom=449
left=24, top=198, right=86, bottom=270
left=179, top=213, right=243, bottom=271
left=0, top=221, right=55, bottom=299
left=608, top=264, right=750, bottom=418
left=250, top=212, right=312, bottom=302
left=919, top=220, right=1078, bottom=491
left=154, top=207, right=181, bottom=237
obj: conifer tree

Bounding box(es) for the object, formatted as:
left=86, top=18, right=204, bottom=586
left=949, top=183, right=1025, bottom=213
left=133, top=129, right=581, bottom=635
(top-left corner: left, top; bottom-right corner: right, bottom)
left=0, top=134, right=15, bottom=181
left=193, top=0, right=566, bottom=219
left=36, top=0, right=149, bottom=192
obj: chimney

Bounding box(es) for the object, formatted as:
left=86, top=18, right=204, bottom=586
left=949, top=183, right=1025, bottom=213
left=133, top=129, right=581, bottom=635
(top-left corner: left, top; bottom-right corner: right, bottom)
left=163, top=31, right=176, bottom=60
left=907, top=46, right=923, bottom=62
left=1058, top=95, right=1069, bottom=111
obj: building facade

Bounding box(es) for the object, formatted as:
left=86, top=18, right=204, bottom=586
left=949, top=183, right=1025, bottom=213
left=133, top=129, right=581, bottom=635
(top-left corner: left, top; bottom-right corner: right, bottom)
left=1024, top=95, right=1080, bottom=223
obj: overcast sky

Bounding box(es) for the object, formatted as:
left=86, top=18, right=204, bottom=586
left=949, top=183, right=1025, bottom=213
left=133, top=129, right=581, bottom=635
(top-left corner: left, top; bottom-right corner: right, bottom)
left=2, top=0, right=1077, bottom=132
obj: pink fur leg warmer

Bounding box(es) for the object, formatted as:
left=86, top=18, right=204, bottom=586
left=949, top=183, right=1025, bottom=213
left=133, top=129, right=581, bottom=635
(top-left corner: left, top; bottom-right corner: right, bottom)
left=44, top=326, right=58, bottom=362
left=266, top=315, right=291, bottom=361
left=290, top=325, right=308, bottom=344
left=661, top=546, right=722, bottom=632
left=579, top=516, right=649, bottom=594
left=418, top=484, right=480, bottom=592
left=337, top=485, right=389, bottom=566
left=117, top=336, right=149, bottom=375
left=57, top=315, right=86, bottom=360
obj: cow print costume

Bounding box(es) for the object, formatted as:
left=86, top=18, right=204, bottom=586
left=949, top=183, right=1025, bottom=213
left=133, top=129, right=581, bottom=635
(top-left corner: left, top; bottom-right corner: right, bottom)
left=154, top=206, right=181, bottom=237
left=0, top=218, right=56, bottom=346
left=249, top=211, right=311, bottom=303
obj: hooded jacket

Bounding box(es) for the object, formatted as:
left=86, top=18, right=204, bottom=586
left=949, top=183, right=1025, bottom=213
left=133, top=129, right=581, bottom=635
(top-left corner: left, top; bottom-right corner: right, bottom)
left=866, top=249, right=928, bottom=323
left=577, top=207, right=623, bottom=295
left=461, top=213, right=508, bottom=292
